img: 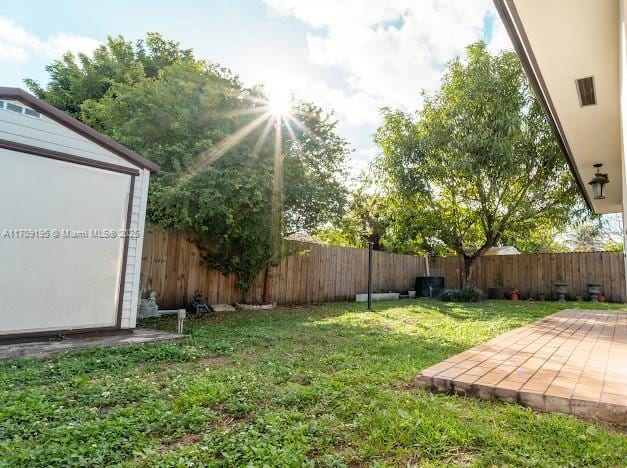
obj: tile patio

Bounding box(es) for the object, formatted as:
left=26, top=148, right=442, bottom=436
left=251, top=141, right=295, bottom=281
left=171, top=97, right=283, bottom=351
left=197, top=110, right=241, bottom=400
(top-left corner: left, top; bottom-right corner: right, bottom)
left=414, top=309, right=627, bottom=424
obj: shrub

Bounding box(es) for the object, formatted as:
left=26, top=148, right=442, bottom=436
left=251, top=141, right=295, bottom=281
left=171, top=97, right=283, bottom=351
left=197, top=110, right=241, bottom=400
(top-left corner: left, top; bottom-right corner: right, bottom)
left=439, top=288, right=484, bottom=302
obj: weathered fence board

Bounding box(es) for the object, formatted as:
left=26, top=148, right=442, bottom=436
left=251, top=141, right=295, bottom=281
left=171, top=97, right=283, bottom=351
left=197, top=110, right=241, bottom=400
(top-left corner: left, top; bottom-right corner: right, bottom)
left=140, top=230, right=626, bottom=307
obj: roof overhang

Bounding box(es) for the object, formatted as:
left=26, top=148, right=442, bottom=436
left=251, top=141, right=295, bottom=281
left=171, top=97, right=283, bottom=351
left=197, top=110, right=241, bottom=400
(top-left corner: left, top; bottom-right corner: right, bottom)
left=0, top=87, right=160, bottom=173
left=494, top=0, right=621, bottom=214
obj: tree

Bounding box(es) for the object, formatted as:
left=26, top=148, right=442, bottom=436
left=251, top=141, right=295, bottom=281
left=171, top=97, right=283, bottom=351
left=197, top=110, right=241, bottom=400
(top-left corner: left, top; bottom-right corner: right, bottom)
left=375, top=42, right=582, bottom=286
left=315, top=178, right=391, bottom=250
left=25, top=33, right=194, bottom=118
left=562, top=215, right=623, bottom=252
left=28, top=33, right=349, bottom=290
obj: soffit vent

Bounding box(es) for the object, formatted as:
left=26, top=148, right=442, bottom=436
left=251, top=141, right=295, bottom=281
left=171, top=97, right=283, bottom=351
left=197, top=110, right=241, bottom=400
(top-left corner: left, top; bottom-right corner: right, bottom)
left=576, top=76, right=596, bottom=106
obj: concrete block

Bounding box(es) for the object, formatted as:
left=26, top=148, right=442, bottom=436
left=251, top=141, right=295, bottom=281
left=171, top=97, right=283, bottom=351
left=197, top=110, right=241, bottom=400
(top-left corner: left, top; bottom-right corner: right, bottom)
left=355, top=292, right=400, bottom=302
left=210, top=304, right=237, bottom=312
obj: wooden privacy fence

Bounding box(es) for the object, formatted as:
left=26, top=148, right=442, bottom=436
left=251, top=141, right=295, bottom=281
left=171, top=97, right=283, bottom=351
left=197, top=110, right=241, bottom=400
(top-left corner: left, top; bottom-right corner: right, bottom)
left=140, top=230, right=429, bottom=308
left=430, top=252, right=626, bottom=302
left=140, top=230, right=626, bottom=307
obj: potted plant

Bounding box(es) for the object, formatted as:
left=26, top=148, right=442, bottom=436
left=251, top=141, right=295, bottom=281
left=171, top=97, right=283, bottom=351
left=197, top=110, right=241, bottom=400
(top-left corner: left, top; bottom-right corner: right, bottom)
left=488, top=272, right=506, bottom=300
left=587, top=281, right=602, bottom=302
left=509, top=288, right=520, bottom=301
left=408, top=288, right=416, bottom=298
left=554, top=280, right=568, bottom=302
left=536, top=290, right=546, bottom=301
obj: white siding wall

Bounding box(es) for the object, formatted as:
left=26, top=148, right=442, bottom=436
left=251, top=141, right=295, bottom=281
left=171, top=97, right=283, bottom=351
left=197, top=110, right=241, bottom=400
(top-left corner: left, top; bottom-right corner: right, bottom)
left=120, top=169, right=150, bottom=329
left=0, top=99, right=151, bottom=331
left=0, top=101, right=136, bottom=168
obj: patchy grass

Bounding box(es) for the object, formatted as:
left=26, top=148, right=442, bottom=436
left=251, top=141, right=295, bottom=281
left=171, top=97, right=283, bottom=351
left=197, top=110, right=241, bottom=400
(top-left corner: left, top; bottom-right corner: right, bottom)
left=1, top=299, right=626, bottom=467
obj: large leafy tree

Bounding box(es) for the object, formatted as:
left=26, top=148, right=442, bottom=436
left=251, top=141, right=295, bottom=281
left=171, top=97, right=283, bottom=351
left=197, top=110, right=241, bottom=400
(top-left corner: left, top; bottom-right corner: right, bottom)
left=27, top=33, right=349, bottom=290
left=375, top=42, right=582, bottom=286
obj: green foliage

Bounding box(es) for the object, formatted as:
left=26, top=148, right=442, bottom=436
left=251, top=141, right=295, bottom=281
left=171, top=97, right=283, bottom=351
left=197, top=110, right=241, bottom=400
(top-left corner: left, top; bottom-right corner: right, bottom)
left=375, top=42, right=582, bottom=285
left=439, top=288, right=485, bottom=302
left=25, top=33, right=194, bottom=118
left=1, top=300, right=625, bottom=466
left=27, top=33, right=349, bottom=290
left=561, top=214, right=624, bottom=252
left=315, top=176, right=390, bottom=250
left=603, top=241, right=624, bottom=252
left=315, top=173, right=426, bottom=253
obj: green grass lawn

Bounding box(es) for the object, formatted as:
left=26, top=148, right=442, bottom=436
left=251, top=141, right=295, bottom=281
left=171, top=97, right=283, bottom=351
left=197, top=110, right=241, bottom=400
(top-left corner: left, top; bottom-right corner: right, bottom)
left=1, top=300, right=626, bottom=467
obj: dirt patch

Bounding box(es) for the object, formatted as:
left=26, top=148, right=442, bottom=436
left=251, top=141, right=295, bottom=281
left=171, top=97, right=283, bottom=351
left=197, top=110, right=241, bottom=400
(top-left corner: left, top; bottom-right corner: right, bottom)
left=157, top=414, right=252, bottom=454
left=199, top=355, right=233, bottom=366
left=214, top=413, right=252, bottom=433
left=158, top=433, right=204, bottom=453
left=446, top=448, right=476, bottom=466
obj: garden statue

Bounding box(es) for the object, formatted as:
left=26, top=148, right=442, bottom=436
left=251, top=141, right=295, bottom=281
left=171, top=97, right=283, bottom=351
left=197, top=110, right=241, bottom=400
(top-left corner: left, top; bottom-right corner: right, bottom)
left=138, top=289, right=159, bottom=318
left=191, top=290, right=210, bottom=315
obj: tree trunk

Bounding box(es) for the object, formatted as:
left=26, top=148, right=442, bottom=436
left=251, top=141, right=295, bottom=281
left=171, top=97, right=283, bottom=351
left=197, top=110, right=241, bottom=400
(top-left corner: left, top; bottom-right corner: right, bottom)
left=460, top=255, right=478, bottom=289
left=262, top=266, right=270, bottom=303
left=367, top=233, right=383, bottom=251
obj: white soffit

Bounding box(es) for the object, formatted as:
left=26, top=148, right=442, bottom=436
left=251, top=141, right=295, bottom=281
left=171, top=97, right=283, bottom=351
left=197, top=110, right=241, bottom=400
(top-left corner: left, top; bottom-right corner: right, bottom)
left=511, top=0, right=621, bottom=213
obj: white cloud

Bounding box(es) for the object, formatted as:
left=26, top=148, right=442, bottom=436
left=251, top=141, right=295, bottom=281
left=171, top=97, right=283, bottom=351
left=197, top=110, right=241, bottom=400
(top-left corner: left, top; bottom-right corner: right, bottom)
left=486, top=13, right=513, bottom=53
left=264, top=0, right=513, bottom=170
left=0, top=17, right=100, bottom=63
left=263, top=0, right=410, bottom=28
left=264, top=0, right=511, bottom=117
left=300, top=82, right=383, bottom=126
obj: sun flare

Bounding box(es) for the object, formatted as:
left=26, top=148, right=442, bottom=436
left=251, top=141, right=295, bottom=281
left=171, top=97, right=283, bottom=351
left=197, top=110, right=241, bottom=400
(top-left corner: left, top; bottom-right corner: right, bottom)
left=266, top=86, right=292, bottom=116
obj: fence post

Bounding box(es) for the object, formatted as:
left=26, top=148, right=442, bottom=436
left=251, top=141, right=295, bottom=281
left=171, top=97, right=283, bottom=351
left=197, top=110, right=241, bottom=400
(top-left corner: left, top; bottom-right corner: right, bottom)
left=368, top=242, right=373, bottom=310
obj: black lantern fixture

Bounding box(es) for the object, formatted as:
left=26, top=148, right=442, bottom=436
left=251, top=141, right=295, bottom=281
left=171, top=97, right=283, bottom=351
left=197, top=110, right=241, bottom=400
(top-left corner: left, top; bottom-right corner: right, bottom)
left=588, top=163, right=609, bottom=200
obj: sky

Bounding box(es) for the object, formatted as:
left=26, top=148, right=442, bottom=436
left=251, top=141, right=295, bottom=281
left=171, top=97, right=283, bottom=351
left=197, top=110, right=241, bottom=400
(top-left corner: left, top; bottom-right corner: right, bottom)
left=0, top=0, right=512, bottom=175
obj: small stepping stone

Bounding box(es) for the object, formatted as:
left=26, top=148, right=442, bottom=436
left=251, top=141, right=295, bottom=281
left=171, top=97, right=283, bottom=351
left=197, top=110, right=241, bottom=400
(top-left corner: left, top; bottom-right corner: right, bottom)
left=210, top=304, right=236, bottom=312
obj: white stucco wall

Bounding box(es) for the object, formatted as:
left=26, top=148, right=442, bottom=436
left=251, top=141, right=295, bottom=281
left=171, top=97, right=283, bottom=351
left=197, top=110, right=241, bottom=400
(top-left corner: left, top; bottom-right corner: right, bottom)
left=0, top=100, right=150, bottom=334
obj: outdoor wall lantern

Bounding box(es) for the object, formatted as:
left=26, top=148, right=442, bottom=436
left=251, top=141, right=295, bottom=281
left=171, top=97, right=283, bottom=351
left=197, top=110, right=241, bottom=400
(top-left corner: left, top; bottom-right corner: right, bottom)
left=588, top=163, right=609, bottom=200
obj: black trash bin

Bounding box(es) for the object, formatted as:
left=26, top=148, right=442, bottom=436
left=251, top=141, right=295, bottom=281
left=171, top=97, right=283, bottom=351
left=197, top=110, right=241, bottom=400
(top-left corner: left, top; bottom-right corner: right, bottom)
left=415, top=276, right=445, bottom=297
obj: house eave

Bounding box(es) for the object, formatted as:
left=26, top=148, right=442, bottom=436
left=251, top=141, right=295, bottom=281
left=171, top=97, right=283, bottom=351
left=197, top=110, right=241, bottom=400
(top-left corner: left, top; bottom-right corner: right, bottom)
left=493, top=0, right=595, bottom=213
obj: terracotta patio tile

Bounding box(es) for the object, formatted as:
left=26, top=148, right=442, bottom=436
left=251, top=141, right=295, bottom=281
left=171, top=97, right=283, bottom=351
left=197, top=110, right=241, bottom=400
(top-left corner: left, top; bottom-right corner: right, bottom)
left=601, top=392, right=627, bottom=405
left=541, top=361, right=563, bottom=372
left=476, top=368, right=514, bottom=386
left=497, top=379, right=525, bottom=391
left=551, top=377, right=578, bottom=389
left=572, top=384, right=601, bottom=402
left=507, top=368, right=536, bottom=383
left=452, top=359, right=480, bottom=370
left=521, top=370, right=557, bottom=393
left=414, top=310, right=627, bottom=425
left=464, top=364, right=497, bottom=377
left=436, top=366, right=470, bottom=379
left=420, top=361, right=456, bottom=377
left=544, top=384, right=573, bottom=399
left=603, top=381, right=627, bottom=395
left=453, top=373, right=480, bottom=385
